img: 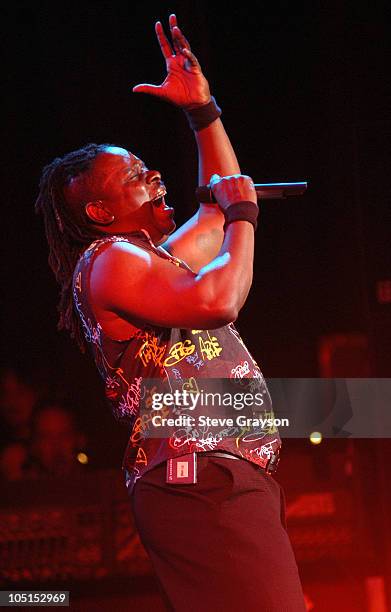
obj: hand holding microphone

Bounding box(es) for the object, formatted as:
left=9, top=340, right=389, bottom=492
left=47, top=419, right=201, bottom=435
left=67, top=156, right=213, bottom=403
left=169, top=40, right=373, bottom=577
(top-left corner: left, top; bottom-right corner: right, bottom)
left=209, top=173, right=259, bottom=231
left=209, top=173, right=258, bottom=211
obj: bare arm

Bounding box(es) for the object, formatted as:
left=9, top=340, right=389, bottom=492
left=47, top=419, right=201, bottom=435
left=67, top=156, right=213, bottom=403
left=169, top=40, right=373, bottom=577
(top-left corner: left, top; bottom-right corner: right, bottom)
left=90, top=175, right=256, bottom=329
left=162, top=117, right=241, bottom=272
left=133, top=14, right=243, bottom=272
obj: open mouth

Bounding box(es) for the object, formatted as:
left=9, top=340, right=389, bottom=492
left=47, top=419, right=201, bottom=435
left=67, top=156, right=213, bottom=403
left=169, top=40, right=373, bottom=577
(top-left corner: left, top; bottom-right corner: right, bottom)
left=150, top=188, right=173, bottom=212
left=150, top=187, right=166, bottom=206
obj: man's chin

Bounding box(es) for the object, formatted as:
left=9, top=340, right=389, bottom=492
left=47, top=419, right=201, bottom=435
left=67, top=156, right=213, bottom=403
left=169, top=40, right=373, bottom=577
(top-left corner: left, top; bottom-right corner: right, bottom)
left=167, top=219, right=176, bottom=234
left=155, top=220, right=176, bottom=245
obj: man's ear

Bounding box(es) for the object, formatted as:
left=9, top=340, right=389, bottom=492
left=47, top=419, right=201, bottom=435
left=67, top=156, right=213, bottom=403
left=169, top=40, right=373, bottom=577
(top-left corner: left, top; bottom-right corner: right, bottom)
left=84, top=200, right=115, bottom=226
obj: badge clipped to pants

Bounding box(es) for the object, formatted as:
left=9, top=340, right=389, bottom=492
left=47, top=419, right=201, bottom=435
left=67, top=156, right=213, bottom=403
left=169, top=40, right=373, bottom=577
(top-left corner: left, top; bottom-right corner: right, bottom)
left=166, top=452, right=197, bottom=484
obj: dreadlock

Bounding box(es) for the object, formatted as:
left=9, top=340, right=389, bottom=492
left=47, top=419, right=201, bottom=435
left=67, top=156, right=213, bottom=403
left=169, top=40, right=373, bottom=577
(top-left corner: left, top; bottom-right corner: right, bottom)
left=35, top=143, right=117, bottom=352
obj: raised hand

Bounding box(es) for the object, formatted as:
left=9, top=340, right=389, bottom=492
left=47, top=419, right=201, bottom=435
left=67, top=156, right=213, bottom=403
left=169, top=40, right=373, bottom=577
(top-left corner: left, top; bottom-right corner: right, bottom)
left=133, top=14, right=211, bottom=108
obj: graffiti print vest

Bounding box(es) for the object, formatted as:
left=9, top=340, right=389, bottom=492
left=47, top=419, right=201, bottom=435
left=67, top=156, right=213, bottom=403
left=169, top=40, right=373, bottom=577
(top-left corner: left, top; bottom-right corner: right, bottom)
left=73, top=230, right=281, bottom=493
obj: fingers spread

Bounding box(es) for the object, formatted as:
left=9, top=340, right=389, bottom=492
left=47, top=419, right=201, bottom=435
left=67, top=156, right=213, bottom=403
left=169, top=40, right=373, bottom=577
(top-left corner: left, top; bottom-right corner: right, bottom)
left=154, top=14, right=198, bottom=70
left=155, top=21, right=173, bottom=59
left=160, top=14, right=193, bottom=60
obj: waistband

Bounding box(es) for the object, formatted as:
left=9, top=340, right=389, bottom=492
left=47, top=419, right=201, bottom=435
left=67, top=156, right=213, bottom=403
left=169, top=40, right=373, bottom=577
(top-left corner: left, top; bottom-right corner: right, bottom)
left=200, top=451, right=240, bottom=460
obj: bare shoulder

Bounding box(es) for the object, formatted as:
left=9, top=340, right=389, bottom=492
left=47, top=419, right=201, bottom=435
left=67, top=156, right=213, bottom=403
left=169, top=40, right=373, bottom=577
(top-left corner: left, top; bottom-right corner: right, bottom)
left=91, top=239, right=159, bottom=280
left=89, top=238, right=194, bottom=311
left=96, top=239, right=152, bottom=263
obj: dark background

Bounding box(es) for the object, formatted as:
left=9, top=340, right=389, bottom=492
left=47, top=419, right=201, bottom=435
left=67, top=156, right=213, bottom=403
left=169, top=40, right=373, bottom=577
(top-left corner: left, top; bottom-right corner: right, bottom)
left=2, top=2, right=391, bottom=607
left=3, top=1, right=390, bottom=464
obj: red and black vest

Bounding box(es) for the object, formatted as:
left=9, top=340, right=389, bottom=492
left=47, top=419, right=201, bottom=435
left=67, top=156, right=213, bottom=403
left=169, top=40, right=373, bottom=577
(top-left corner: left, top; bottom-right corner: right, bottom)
left=73, top=230, right=281, bottom=493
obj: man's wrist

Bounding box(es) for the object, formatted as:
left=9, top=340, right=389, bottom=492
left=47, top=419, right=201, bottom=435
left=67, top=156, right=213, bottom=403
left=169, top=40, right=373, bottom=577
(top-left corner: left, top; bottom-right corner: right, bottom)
left=183, top=96, right=222, bottom=132
left=223, top=201, right=259, bottom=232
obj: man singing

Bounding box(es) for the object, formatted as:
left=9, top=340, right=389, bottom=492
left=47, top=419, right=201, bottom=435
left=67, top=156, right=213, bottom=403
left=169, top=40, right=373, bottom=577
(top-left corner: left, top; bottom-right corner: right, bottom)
left=36, top=14, right=305, bottom=611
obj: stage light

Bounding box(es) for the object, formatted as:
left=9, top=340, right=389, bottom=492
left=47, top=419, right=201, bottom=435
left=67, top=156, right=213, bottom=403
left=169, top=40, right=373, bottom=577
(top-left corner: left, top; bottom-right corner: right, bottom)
left=77, top=452, right=89, bottom=464
left=309, top=431, right=322, bottom=445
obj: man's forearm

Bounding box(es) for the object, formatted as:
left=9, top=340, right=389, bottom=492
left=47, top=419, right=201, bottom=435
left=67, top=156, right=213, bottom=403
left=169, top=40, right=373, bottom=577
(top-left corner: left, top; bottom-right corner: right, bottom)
left=161, top=118, right=251, bottom=271
left=195, top=117, right=241, bottom=187
left=187, top=117, right=243, bottom=262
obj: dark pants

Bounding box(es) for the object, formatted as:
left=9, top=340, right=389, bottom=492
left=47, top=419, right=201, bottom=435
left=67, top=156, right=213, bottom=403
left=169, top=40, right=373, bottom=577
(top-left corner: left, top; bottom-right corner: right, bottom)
left=131, top=454, right=306, bottom=612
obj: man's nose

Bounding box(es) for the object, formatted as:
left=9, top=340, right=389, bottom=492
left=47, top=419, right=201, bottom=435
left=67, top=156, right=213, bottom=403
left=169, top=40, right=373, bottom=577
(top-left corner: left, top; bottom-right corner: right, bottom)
left=145, top=169, right=161, bottom=184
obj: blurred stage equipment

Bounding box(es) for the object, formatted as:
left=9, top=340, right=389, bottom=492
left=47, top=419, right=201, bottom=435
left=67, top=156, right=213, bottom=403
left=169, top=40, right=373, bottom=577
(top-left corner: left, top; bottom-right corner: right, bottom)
left=277, top=438, right=388, bottom=611
left=0, top=461, right=388, bottom=610
left=352, top=120, right=391, bottom=376
left=318, top=333, right=371, bottom=378
left=0, top=470, right=150, bottom=585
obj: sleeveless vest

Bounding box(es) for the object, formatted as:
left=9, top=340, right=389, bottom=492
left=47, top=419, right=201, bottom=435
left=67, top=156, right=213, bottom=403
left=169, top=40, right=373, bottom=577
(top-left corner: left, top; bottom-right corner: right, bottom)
left=72, top=229, right=281, bottom=493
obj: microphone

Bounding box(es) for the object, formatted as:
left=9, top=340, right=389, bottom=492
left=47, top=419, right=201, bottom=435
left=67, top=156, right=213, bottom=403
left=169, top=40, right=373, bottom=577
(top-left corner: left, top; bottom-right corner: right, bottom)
left=195, top=181, right=308, bottom=203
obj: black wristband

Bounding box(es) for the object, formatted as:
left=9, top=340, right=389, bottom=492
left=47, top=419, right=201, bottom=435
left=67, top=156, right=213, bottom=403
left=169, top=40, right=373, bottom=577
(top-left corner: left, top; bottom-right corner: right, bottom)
left=223, top=201, right=259, bottom=232
left=184, top=96, right=222, bottom=131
